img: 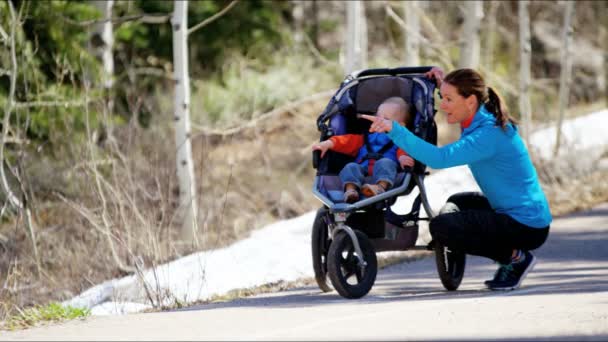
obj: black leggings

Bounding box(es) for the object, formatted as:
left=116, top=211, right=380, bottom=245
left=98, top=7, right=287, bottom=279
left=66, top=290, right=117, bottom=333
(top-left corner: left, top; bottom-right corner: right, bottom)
left=429, top=192, right=550, bottom=264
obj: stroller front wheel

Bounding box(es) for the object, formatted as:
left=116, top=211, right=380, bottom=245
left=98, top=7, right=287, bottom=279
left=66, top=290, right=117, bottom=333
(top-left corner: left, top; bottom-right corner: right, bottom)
left=328, top=230, right=377, bottom=299
left=434, top=243, right=466, bottom=291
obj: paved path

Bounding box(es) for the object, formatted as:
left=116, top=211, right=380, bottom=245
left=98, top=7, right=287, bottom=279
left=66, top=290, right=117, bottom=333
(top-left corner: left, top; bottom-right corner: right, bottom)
left=4, top=203, right=608, bottom=341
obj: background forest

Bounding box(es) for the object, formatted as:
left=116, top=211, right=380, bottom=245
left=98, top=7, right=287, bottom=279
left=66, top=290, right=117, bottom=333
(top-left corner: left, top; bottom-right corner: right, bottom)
left=0, top=0, right=607, bottom=324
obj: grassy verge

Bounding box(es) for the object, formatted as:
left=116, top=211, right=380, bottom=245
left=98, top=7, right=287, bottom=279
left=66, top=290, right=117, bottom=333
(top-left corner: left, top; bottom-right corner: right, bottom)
left=2, top=302, right=90, bottom=331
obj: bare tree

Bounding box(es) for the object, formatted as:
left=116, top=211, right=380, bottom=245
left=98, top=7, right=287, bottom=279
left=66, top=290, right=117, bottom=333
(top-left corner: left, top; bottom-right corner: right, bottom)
left=344, top=0, right=367, bottom=75
left=292, top=0, right=305, bottom=46
left=519, top=0, right=532, bottom=146
left=604, top=1, right=608, bottom=107
left=554, top=1, right=575, bottom=157
left=402, top=0, right=420, bottom=66
left=172, top=0, right=199, bottom=246
left=458, top=1, right=483, bottom=69
left=91, top=0, right=116, bottom=143
left=1, top=0, right=40, bottom=275
left=91, top=0, right=115, bottom=90
left=311, top=0, right=319, bottom=50
left=483, top=1, right=499, bottom=70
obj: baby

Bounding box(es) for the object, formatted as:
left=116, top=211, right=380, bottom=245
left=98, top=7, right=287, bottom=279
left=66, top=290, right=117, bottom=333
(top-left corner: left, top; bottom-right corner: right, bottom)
left=312, top=97, right=414, bottom=203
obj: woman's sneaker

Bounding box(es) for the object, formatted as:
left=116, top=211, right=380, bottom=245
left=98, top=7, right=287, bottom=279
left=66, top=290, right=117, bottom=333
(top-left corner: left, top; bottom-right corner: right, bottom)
left=485, top=251, right=537, bottom=291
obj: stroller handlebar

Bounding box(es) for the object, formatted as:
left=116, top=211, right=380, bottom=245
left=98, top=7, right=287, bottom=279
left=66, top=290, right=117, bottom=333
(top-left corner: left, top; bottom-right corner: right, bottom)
left=355, top=66, right=435, bottom=78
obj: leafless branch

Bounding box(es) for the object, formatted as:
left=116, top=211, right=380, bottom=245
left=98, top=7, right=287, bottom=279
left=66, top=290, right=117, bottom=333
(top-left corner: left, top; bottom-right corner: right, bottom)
left=0, top=24, right=8, bottom=43
left=191, top=89, right=335, bottom=139
left=13, top=99, right=95, bottom=109
left=1, top=1, right=40, bottom=276
left=384, top=2, right=455, bottom=70
left=1, top=1, right=22, bottom=210
left=188, top=0, right=239, bottom=35
left=61, top=13, right=171, bottom=27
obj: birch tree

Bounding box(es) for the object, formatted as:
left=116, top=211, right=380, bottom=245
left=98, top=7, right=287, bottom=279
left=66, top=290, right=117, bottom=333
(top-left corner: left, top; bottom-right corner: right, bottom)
left=458, top=0, right=483, bottom=69
left=599, top=1, right=608, bottom=106
left=519, top=0, right=532, bottom=146
left=1, top=0, right=40, bottom=275
left=554, top=1, right=575, bottom=157
left=91, top=0, right=114, bottom=90
left=172, top=0, right=199, bottom=245
left=311, top=0, right=319, bottom=50
left=344, top=0, right=367, bottom=75
left=402, top=0, right=420, bottom=66
left=91, top=0, right=115, bottom=141
left=292, top=0, right=305, bottom=46
left=483, top=1, right=499, bottom=70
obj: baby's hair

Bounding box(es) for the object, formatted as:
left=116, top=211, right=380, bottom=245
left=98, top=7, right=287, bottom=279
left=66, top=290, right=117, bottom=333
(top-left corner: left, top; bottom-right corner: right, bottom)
left=381, top=97, right=412, bottom=125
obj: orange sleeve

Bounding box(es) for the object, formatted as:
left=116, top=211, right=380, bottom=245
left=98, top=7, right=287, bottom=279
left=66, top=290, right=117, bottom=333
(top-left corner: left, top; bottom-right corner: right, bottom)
left=397, top=148, right=410, bottom=159
left=329, top=134, right=364, bottom=157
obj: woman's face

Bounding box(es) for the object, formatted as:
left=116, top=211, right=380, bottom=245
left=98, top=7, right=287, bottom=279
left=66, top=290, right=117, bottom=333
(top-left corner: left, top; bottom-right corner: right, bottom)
left=439, top=83, right=477, bottom=125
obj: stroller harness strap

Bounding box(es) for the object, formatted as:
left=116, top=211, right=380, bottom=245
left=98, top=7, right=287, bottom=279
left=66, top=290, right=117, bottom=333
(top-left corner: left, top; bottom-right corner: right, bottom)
left=358, top=134, right=395, bottom=175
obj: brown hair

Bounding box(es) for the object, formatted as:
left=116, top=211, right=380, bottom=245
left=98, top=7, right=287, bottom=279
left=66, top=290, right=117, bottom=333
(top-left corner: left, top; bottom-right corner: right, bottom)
left=443, top=68, right=517, bottom=130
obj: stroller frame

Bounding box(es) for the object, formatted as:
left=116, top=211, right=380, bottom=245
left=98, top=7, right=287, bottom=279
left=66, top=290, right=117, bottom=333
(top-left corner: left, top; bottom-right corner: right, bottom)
left=311, top=66, right=466, bottom=299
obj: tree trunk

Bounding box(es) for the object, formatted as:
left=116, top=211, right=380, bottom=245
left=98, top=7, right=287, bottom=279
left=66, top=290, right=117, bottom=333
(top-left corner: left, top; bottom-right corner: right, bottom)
left=554, top=1, right=575, bottom=157
left=604, top=1, right=608, bottom=107
left=292, top=0, right=304, bottom=46
left=402, top=0, right=420, bottom=66
left=1, top=0, right=40, bottom=276
left=91, top=0, right=114, bottom=90
left=311, top=0, right=319, bottom=50
left=172, top=0, right=199, bottom=246
left=91, top=0, right=115, bottom=142
left=344, top=0, right=367, bottom=75
left=458, top=0, right=483, bottom=69
left=519, top=0, right=532, bottom=146
left=483, top=1, right=499, bottom=70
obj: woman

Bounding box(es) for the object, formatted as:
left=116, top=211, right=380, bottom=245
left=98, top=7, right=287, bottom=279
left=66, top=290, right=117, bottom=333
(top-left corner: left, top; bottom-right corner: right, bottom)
left=361, top=67, right=551, bottom=291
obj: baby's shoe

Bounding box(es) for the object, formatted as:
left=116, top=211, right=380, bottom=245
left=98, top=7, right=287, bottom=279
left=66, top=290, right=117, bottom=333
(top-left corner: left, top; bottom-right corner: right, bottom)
left=361, top=183, right=386, bottom=197
left=343, top=189, right=359, bottom=203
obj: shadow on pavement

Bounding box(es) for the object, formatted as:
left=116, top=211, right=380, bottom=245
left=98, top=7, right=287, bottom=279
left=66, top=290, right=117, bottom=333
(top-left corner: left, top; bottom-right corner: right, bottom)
left=174, top=207, right=608, bottom=313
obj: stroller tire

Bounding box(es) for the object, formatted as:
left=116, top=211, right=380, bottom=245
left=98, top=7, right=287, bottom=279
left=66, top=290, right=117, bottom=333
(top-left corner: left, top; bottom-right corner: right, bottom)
left=434, top=201, right=467, bottom=291
left=434, top=243, right=466, bottom=291
left=312, top=207, right=332, bottom=292
left=328, top=230, right=377, bottom=299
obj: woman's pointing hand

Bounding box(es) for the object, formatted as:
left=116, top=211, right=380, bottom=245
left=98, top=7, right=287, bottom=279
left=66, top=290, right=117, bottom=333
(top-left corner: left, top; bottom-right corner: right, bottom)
left=358, top=114, right=393, bottom=133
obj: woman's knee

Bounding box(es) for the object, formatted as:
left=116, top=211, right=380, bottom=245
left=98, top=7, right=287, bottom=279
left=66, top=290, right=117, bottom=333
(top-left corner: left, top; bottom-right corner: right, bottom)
left=429, top=214, right=453, bottom=240
left=445, top=192, right=490, bottom=211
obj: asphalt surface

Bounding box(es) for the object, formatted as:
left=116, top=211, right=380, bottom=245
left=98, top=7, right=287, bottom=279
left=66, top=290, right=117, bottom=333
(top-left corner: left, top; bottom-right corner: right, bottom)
left=4, top=203, right=608, bottom=341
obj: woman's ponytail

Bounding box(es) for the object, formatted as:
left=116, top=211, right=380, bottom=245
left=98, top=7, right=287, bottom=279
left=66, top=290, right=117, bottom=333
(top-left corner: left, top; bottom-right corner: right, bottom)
left=444, top=69, right=518, bottom=131
left=486, top=86, right=517, bottom=130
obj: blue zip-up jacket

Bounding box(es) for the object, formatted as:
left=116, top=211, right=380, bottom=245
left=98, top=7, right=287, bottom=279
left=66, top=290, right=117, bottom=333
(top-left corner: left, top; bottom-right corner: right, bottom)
left=355, top=132, right=400, bottom=169
left=387, top=104, right=552, bottom=228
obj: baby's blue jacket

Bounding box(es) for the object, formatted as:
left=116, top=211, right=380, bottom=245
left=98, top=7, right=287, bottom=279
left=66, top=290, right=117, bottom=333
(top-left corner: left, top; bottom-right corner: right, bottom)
left=387, top=104, right=552, bottom=228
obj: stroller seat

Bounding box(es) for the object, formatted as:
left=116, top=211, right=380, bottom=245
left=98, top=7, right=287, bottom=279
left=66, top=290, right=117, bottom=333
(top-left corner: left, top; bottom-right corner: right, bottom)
left=313, top=67, right=437, bottom=211
left=317, top=172, right=409, bottom=204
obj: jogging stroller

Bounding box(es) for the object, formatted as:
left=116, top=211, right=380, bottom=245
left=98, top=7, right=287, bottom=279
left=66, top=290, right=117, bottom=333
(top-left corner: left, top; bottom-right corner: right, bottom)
left=311, top=66, right=466, bottom=299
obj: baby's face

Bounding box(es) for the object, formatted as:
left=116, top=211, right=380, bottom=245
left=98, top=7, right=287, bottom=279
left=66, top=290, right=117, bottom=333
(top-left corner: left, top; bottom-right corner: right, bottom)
left=377, top=103, right=406, bottom=123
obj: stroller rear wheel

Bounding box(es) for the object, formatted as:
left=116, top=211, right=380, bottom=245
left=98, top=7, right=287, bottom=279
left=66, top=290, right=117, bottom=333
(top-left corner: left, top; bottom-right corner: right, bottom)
left=311, top=208, right=332, bottom=292
left=328, top=230, right=377, bottom=299
left=434, top=243, right=466, bottom=290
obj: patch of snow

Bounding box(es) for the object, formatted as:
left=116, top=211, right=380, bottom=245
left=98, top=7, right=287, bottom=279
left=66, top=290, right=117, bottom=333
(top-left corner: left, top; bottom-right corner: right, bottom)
left=64, top=108, right=608, bottom=315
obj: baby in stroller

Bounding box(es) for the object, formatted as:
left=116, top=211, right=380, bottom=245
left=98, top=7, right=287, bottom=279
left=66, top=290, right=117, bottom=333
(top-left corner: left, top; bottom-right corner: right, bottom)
left=312, top=97, right=415, bottom=203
